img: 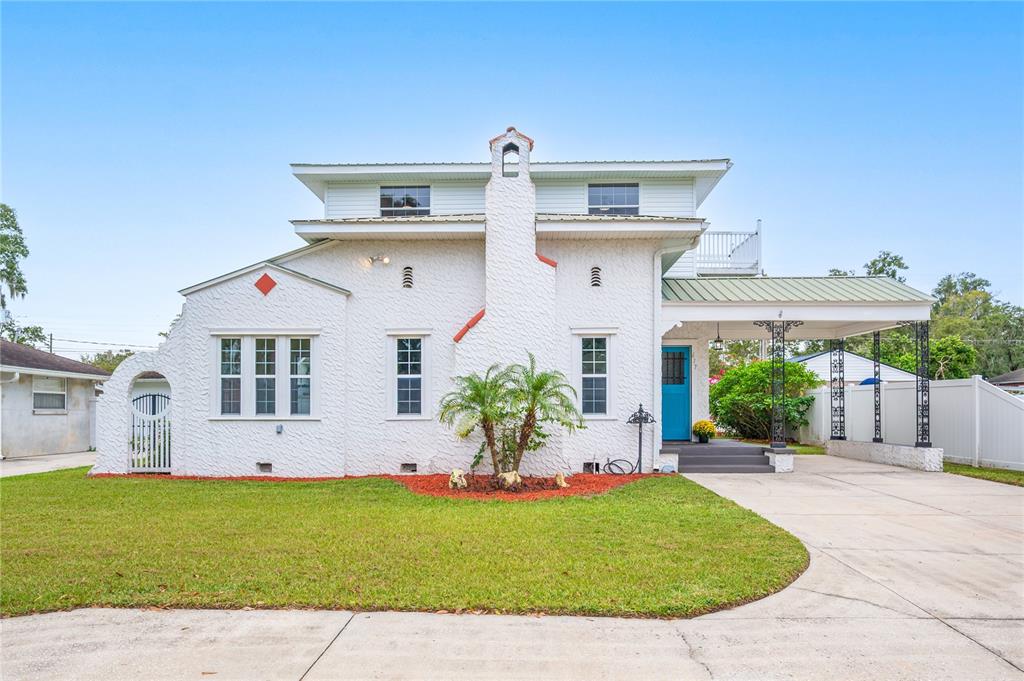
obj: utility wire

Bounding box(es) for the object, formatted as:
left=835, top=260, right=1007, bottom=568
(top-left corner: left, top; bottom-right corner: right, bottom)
left=52, top=338, right=158, bottom=349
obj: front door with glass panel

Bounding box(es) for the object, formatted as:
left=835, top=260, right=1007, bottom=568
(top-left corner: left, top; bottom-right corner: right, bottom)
left=662, top=346, right=691, bottom=440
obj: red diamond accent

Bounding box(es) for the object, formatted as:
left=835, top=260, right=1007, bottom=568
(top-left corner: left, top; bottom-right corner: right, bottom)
left=255, top=273, right=277, bottom=295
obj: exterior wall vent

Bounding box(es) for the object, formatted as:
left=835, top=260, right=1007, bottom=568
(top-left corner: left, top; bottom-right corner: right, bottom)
left=402, top=266, right=414, bottom=288
left=400, top=462, right=417, bottom=473
left=583, top=461, right=599, bottom=473
left=257, top=462, right=272, bottom=473
left=590, top=266, right=602, bottom=287
left=502, top=143, right=520, bottom=178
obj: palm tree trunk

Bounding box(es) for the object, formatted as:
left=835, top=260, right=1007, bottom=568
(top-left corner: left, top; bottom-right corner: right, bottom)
left=512, top=411, right=536, bottom=472
left=483, top=423, right=502, bottom=475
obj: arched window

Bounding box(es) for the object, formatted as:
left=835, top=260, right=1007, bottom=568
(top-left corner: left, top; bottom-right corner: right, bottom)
left=402, top=266, right=414, bottom=289
left=590, top=266, right=602, bottom=287
left=502, top=143, right=520, bottom=178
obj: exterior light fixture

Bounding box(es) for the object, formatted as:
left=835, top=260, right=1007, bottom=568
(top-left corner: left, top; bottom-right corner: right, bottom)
left=712, top=323, right=725, bottom=351
left=369, top=254, right=391, bottom=265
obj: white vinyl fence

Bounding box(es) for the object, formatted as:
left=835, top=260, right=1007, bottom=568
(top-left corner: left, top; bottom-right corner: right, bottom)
left=801, top=376, right=1024, bottom=471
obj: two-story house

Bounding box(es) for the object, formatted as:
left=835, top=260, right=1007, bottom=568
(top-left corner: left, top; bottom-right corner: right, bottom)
left=93, top=127, right=935, bottom=477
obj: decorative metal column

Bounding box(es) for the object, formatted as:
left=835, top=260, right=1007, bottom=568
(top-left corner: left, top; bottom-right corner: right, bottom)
left=829, top=338, right=846, bottom=440
left=626, top=404, right=656, bottom=473
left=754, top=320, right=803, bottom=449
left=872, top=331, right=883, bottom=442
left=914, top=321, right=932, bottom=447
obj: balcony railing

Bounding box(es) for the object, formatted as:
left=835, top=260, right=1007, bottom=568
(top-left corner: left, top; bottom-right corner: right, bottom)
left=693, top=221, right=762, bottom=275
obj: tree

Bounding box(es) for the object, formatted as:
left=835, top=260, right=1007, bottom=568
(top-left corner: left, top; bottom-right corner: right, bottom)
left=889, top=335, right=977, bottom=380
left=864, top=250, right=909, bottom=282
left=709, top=339, right=761, bottom=376
left=439, top=354, right=583, bottom=487
left=0, top=312, right=45, bottom=348
left=81, top=349, right=134, bottom=373
left=709, top=361, right=823, bottom=440
left=507, top=353, right=583, bottom=473
left=828, top=268, right=856, bottom=277
left=0, top=203, right=29, bottom=309
left=933, top=272, right=992, bottom=308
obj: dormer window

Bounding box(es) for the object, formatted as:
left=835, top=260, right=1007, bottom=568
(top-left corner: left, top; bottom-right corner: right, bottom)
left=502, top=143, right=520, bottom=177
left=588, top=184, right=639, bottom=216
left=381, top=186, right=430, bottom=217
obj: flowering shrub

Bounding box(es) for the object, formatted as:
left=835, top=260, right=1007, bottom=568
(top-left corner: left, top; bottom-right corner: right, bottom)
left=692, top=420, right=717, bottom=439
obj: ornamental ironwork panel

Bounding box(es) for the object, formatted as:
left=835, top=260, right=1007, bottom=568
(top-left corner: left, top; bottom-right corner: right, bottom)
left=873, top=331, right=883, bottom=442
left=829, top=338, right=846, bottom=440
left=661, top=352, right=686, bottom=385
left=914, top=321, right=932, bottom=447
left=753, top=320, right=803, bottom=447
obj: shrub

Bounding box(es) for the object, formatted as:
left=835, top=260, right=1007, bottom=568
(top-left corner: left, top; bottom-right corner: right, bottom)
left=692, top=420, right=716, bottom=439
left=709, top=361, right=823, bottom=440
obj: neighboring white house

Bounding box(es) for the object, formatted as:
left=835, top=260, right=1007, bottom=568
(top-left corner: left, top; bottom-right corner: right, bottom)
left=791, top=349, right=917, bottom=386
left=93, top=127, right=936, bottom=477
left=1, top=340, right=110, bottom=458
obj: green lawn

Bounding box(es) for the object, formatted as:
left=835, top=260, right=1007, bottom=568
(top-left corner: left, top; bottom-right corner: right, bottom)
left=738, top=439, right=826, bottom=455
left=944, top=462, right=1024, bottom=487
left=0, top=468, right=807, bottom=619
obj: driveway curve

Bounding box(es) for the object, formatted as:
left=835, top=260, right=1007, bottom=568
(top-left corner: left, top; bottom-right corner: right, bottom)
left=2, top=456, right=1022, bottom=680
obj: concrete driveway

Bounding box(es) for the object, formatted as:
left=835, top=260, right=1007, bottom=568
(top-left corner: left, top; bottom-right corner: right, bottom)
left=0, top=451, right=95, bottom=477
left=1, top=456, right=1022, bottom=680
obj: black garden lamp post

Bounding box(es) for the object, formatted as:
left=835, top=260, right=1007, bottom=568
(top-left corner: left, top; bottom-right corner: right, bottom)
left=626, top=403, right=656, bottom=473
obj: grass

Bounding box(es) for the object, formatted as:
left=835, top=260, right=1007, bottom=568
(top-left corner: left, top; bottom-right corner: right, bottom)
left=0, top=468, right=807, bottom=619
left=944, top=462, right=1024, bottom=487
left=737, top=439, right=826, bottom=455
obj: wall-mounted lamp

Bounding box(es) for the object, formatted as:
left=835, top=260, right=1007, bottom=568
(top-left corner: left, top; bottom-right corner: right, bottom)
left=369, top=254, right=391, bottom=266
left=711, top=323, right=725, bottom=351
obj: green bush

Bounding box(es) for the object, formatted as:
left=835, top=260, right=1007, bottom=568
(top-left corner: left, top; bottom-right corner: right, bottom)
left=710, top=361, right=823, bottom=440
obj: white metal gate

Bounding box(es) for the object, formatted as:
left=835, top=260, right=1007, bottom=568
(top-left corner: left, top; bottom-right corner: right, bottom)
left=130, top=393, right=171, bottom=472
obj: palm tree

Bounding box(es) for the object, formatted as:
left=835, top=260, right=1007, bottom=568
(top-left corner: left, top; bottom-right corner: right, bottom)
left=507, top=353, right=583, bottom=473
left=438, top=364, right=512, bottom=475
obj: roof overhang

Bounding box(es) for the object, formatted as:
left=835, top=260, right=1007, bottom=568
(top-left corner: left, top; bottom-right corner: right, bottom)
left=291, top=217, right=485, bottom=242
left=291, top=160, right=732, bottom=204
left=537, top=216, right=707, bottom=241
left=1, top=365, right=108, bottom=382
left=661, top=301, right=933, bottom=340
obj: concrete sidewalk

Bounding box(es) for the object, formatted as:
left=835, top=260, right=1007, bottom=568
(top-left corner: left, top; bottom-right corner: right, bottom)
left=2, top=456, right=1022, bottom=680
left=0, top=451, right=95, bottom=477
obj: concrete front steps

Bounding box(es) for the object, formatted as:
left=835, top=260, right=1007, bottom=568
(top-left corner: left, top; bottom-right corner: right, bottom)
left=663, top=441, right=775, bottom=473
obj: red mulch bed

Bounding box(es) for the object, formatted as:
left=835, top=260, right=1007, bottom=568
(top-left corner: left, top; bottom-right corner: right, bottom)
left=385, top=473, right=655, bottom=501
left=90, top=472, right=656, bottom=501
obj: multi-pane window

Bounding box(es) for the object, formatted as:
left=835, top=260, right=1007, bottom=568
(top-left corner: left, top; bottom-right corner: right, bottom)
left=581, top=337, right=608, bottom=415
left=255, top=338, right=276, bottom=415
left=380, top=186, right=430, bottom=217
left=587, top=184, right=639, bottom=216
left=290, top=338, right=311, bottom=416
left=32, top=376, right=67, bottom=410
left=220, top=338, right=241, bottom=415
left=396, top=338, right=422, bottom=415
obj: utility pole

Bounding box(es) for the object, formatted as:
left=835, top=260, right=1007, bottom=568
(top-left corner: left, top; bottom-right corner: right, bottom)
left=49, top=333, right=53, bottom=353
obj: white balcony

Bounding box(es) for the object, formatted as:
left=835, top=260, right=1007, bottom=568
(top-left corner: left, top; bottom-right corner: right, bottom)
left=665, top=221, right=762, bottom=278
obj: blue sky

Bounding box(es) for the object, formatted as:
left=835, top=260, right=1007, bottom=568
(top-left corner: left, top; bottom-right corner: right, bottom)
left=3, top=2, right=1022, bottom=357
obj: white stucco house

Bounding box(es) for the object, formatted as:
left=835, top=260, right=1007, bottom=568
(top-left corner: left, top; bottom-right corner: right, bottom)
left=94, top=127, right=939, bottom=477
left=1, top=340, right=110, bottom=458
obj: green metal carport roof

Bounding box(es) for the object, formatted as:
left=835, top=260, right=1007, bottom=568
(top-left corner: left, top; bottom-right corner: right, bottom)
left=662, top=277, right=934, bottom=304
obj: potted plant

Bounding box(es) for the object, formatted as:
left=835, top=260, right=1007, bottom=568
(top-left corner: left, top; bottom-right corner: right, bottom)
left=692, top=419, right=716, bottom=444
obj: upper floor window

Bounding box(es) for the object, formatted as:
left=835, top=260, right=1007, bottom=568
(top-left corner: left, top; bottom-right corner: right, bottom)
left=381, top=186, right=430, bottom=217
left=588, top=184, right=639, bottom=216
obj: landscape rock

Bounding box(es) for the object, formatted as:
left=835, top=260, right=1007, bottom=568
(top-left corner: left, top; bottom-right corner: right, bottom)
left=496, top=471, right=522, bottom=490
left=554, top=472, right=569, bottom=488
left=448, top=469, right=468, bottom=490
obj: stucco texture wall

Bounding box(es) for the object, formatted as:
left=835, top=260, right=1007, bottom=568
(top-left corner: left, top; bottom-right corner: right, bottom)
left=1, top=375, right=96, bottom=457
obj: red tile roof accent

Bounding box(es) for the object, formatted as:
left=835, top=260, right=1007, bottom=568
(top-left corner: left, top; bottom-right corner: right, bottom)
left=489, top=126, right=535, bottom=151
left=536, top=252, right=557, bottom=268
left=255, top=273, right=277, bottom=295
left=453, top=308, right=485, bottom=343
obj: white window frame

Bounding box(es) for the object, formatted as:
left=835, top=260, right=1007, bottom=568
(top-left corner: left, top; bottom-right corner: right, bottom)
left=571, top=328, right=618, bottom=421
left=209, top=331, right=320, bottom=421
left=386, top=330, right=432, bottom=420
left=254, top=337, right=277, bottom=416
left=219, top=337, right=242, bottom=416
left=380, top=186, right=431, bottom=217
left=32, top=376, right=67, bottom=413
left=587, top=183, right=640, bottom=216
left=289, top=338, right=312, bottom=416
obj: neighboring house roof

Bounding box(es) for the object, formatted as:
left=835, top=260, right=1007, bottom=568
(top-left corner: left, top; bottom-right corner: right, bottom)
left=989, top=368, right=1024, bottom=385
left=136, top=371, right=166, bottom=380
left=790, top=349, right=914, bottom=376
left=662, top=277, right=935, bottom=304
left=0, top=340, right=110, bottom=380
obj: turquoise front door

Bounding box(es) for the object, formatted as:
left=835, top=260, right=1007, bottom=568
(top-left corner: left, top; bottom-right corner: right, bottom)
left=662, top=346, right=692, bottom=440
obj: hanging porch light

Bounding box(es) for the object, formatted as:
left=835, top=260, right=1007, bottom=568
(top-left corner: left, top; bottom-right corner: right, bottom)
left=711, top=322, right=725, bottom=351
